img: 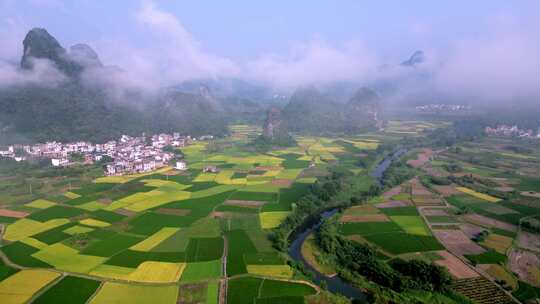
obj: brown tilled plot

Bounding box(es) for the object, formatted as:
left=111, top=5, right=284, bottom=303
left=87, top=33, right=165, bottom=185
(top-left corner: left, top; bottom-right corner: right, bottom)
left=375, top=200, right=411, bottom=208
left=382, top=186, right=401, bottom=199
left=115, top=208, right=137, bottom=217
left=155, top=208, right=192, bottom=216
left=223, top=200, right=265, bottom=208
left=435, top=250, right=479, bottom=279
left=486, top=205, right=519, bottom=215
left=254, top=166, right=282, bottom=171
left=407, top=148, right=433, bottom=168
left=433, top=229, right=486, bottom=256
left=0, top=208, right=29, bottom=218
left=422, top=208, right=450, bottom=216
left=270, top=179, right=293, bottom=186
left=433, top=185, right=461, bottom=197
left=463, top=214, right=517, bottom=232
left=495, top=186, right=515, bottom=192
left=518, top=232, right=540, bottom=252
left=460, top=223, right=487, bottom=239
left=508, top=249, right=540, bottom=287
left=340, top=214, right=390, bottom=223
left=413, top=196, right=445, bottom=206
left=521, top=191, right=540, bottom=198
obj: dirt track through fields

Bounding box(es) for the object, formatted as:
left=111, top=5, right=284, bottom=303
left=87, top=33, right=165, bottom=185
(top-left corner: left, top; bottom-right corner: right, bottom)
left=219, top=235, right=228, bottom=304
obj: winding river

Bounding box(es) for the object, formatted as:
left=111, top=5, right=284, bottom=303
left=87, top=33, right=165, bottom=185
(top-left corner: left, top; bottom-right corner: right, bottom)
left=287, top=148, right=407, bottom=301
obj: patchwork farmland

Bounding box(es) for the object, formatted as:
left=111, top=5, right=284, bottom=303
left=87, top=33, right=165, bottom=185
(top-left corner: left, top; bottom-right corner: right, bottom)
left=0, top=125, right=539, bottom=303
left=0, top=125, right=388, bottom=304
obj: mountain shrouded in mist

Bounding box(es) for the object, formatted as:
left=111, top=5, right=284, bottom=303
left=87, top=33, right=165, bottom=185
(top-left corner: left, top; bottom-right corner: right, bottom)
left=0, top=28, right=229, bottom=144
left=0, top=27, right=390, bottom=144
left=281, top=87, right=381, bottom=134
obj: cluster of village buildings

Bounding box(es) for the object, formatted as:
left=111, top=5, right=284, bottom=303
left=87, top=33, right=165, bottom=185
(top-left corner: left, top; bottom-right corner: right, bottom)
left=0, top=133, right=214, bottom=175
left=415, top=104, right=472, bottom=113
left=485, top=125, right=540, bottom=139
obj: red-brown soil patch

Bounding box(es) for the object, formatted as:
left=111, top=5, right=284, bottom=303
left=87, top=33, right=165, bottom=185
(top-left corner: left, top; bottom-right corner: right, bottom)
left=495, top=186, right=514, bottom=192
left=223, top=200, right=265, bottom=208
left=435, top=250, right=479, bottom=279
left=115, top=208, right=137, bottom=217
left=434, top=229, right=486, bottom=256
left=255, top=166, right=282, bottom=171
left=155, top=208, right=191, bottom=216
left=521, top=191, right=540, bottom=198
left=422, top=208, right=450, bottom=216
left=98, top=198, right=113, bottom=205
left=412, top=196, right=445, bottom=206
left=375, top=200, right=411, bottom=208
left=340, top=214, right=390, bottom=223
left=513, top=199, right=540, bottom=208
left=460, top=223, right=487, bottom=239
left=407, top=148, right=433, bottom=168
left=382, top=186, right=401, bottom=199
left=210, top=211, right=250, bottom=219
left=270, top=179, right=293, bottom=186
left=508, top=249, right=540, bottom=287
left=433, top=185, right=461, bottom=196
left=463, top=214, right=517, bottom=232
left=518, top=232, right=540, bottom=252
left=485, top=205, right=519, bottom=215
left=0, top=208, right=28, bottom=218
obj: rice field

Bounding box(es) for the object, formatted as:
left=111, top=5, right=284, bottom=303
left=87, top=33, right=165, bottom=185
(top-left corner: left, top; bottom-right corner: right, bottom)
left=0, top=269, right=61, bottom=304
left=259, top=211, right=290, bottom=229
left=246, top=265, right=294, bottom=278
left=0, top=130, right=396, bottom=303
left=89, top=282, right=178, bottom=304
left=456, top=187, right=502, bottom=203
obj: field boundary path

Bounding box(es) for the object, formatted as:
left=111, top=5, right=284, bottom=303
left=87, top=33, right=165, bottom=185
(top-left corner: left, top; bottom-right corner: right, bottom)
left=219, top=234, right=228, bottom=304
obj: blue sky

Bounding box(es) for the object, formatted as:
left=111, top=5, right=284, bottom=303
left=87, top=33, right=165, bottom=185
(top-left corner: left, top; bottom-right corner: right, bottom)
left=1, top=0, right=537, bottom=61
left=1, top=0, right=539, bottom=97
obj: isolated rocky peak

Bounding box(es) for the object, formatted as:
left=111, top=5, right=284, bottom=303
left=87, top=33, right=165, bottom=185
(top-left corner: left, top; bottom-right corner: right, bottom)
left=346, top=87, right=381, bottom=129
left=349, top=87, right=380, bottom=107
left=401, top=50, right=425, bottom=67
left=21, top=28, right=67, bottom=70
left=69, top=43, right=103, bottom=68
left=262, top=107, right=288, bottom=140
left=20, top=28, right=102, bottom=77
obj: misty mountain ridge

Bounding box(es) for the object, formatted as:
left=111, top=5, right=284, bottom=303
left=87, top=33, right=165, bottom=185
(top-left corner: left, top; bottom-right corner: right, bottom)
left=0, top=27, right=404, bottom=144
left=0, top=28, right=230, bottom=144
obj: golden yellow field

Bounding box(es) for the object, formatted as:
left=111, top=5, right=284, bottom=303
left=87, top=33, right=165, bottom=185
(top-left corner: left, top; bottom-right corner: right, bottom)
left=64, top=191, right=81, bottom=199
left=259, top=211, right=290, bottom=229
left=0, top=269, right=61, bottom=304
left=128, top=261, right=185, bottom=283
left=4, top=218, right=69, bottom=242
left=130, top=227, right=180, bottom=251
left=456, top=187, right=502, bottom=203
left=90, top=262, right=185, bottom=283
left=79, top=218, right=111, bottom=228
left=24, top=199, right=57, bottom=209
left=246, top=265, right=293, bottom=279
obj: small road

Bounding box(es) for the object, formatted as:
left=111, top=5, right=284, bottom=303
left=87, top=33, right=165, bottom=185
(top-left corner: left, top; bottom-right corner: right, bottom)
left=218, top=234, right=228, bottom=304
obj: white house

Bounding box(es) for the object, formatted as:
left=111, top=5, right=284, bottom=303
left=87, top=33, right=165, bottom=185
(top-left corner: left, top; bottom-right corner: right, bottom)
left=51, top=158, right=69, bottom=167
left=175, top=161, right=187, bottom=171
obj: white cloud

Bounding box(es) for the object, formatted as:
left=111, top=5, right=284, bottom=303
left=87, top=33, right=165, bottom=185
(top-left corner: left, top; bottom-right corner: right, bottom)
left=246, top=39, right=380, bottom=89
left=0, top=58, right=66, bottom=88
left=433, top=29, right=540, bottom=102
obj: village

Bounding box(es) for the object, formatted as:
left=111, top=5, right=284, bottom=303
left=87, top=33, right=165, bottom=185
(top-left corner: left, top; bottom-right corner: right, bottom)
left=485, top=125, right=540, bottom=139
left=0, top=133, right=214, bottom=176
